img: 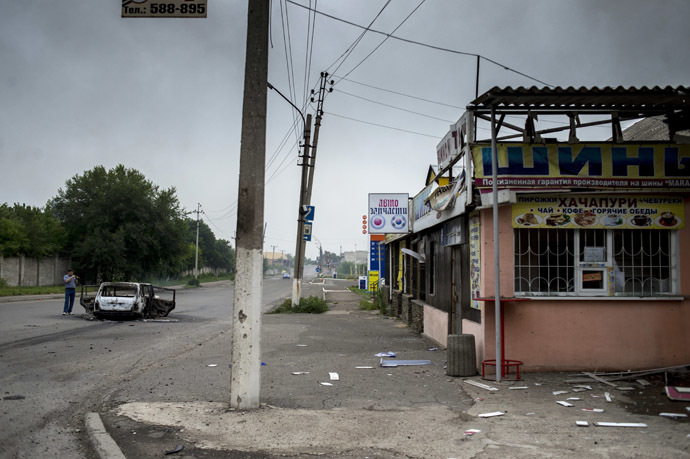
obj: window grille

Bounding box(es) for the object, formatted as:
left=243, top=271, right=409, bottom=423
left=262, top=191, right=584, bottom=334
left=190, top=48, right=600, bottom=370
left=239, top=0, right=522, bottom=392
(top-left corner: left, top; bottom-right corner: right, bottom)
left=515, top=228, right=676, bottom=297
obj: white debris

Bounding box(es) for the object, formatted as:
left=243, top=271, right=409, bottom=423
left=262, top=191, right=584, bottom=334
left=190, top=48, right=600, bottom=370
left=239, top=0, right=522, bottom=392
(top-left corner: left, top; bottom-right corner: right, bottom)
left=478, top=411, right=504, bottom=418
left=557, top=401, right=574, bottom=407
left=576, top=421, right=589, bottom=427
left=465, top=380, right=499, bottom=391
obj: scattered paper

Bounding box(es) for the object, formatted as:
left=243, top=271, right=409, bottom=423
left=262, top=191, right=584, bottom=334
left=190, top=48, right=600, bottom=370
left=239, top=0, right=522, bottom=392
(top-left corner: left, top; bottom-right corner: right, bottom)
left=509, top=386, right=529, bottom=390
left=572, top=388, right=586, bottom=393
left=478, top=411, right=504, bottom=418
left=616, top=386, right=635, bottom=391
left=465, top=380, right=499, bottom=391
left=553, top=391, right=569, bottom=396
left=292, top=371, right=309, bottom=375
left=329, top=372, right=340, bottom=381
left=427, top=347, right=439, bottom=351
left=375, top=352, right=396, bottom=357
left=355, top=366, right=374, bottom=369
left=573, top=385, right=592, bottom=391
left=464, top=429, right=481, bottom=436
left=659, top=412, right=688, bottom=418
left=207, top=364, right=218, bottom=367
left=557, top=401, right=574, bottom=407
left=636, top=379, right=651, bottom=386
left=380, top=359, right=431, bottom=367
left=582, top=408, right=604, bottom=413
left=604, top=392, right=612, bottom=402
left=567, top=397, right=582, bottom=401
left=297, top=344, right=308, bottom=347
left=576, top=421, right=589, bottom=427
left=319, top=382, right=333, bottom=386
left=525, top=412, right=535, bottom=416
left=595, top=422, right=647, bottom=428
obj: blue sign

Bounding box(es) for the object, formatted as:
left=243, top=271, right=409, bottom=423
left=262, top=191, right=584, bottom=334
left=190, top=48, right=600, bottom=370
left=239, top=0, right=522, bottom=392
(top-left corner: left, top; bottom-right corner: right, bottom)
left=369, top=240, right=386, bottom=276
left=302, top=205, right=315, bottom=221
left=303, top=222, right=312, bottom=241
left=315, top=267, right=320, bottom=273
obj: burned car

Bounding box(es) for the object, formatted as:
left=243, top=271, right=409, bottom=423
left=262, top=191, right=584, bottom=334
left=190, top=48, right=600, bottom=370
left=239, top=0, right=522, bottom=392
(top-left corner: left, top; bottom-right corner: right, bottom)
left=80, top=282, right=176, bottom=319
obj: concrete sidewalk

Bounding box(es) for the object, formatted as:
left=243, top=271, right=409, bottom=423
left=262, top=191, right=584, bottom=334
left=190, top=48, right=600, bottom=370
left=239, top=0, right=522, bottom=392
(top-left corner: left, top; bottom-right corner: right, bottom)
left=93, top=281, right=690, bottom=458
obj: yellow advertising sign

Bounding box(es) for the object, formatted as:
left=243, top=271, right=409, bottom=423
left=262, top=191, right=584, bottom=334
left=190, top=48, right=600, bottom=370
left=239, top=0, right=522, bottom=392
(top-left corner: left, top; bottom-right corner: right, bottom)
left=472, top=144, right=690, bottom=191
left=368, top=270, right=379, bottom=292
left=513, top=194, right=684, bottom=230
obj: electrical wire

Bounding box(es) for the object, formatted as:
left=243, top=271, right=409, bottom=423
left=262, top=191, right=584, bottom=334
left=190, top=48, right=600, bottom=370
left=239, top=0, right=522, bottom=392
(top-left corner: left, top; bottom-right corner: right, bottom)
left=286, top=0, right=552, bottom=87
left=334, top=88, right=455, bottom=123
left=335, top=76, right=464, bottom=109
left=324, top=111, right=441, bottom=138
left=336, top=0, right=426, bottom=84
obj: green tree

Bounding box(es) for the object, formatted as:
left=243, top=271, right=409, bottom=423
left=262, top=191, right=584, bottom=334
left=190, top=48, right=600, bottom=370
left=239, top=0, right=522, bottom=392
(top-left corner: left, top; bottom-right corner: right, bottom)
left=0, top=203, right=66, bottom=257
left=49, top=165, right=188, bottom=282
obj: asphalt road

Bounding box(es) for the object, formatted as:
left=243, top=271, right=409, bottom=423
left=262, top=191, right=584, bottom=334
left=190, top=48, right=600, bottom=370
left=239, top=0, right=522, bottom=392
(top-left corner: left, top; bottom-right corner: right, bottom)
left=0, top=274, right=304, bottom=459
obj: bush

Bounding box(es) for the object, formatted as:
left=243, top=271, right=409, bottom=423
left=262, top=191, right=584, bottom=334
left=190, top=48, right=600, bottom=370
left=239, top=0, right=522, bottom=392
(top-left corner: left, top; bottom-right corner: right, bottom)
left=359, top=299, right=378, bottom=310
left=186, top=278, right=200, bottom=287
left=270, top=295, right=329, bottom=314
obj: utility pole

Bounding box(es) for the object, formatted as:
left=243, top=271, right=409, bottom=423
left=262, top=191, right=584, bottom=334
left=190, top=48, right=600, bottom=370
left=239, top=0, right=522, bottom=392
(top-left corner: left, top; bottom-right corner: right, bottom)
left=305, top=72, right=334, bottom=203
left=194, top=203, right=201, bottom=280
left=230, top=0, right=269, bottom=411
left=291, top=114, right=313, bottom=306
left=271, top=245, right=276, bottom=274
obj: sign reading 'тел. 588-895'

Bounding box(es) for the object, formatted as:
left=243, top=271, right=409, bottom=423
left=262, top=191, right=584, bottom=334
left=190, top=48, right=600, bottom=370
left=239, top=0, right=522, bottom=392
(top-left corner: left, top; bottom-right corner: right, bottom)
left=368, top=193, right=409, bottom=234
left=122, top=0, right=207, bottom=18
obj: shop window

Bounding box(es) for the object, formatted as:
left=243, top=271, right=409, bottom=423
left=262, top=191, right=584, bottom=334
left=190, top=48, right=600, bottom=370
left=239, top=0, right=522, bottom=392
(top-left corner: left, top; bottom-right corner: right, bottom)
left=515, top=228, right=677, bottom=297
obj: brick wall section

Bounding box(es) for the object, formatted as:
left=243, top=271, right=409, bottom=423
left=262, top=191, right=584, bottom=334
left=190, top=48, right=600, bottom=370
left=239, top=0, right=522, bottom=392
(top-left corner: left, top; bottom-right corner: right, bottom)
left=401, top=294, right=413, bottom=324
left=410, top=299, right=424, bottom=334
left=391, top=290, right=403, bottom=317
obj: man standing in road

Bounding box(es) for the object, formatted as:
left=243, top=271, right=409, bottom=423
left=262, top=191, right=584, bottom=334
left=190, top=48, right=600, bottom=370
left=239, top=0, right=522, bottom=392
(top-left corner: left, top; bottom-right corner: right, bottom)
left=63, top=269, right=78, bottom=315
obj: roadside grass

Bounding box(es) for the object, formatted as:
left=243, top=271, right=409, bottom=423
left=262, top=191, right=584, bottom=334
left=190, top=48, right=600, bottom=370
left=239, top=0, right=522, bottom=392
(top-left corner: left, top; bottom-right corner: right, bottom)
left=0, top=285, right=65, bottom=296
left=349, top=286, right=386, bottom=314
left=269, top=295, right=329, bottom=314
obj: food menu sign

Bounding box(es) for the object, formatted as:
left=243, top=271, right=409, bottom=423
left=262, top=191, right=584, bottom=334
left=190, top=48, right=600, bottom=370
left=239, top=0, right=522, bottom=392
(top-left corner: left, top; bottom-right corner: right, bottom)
left=512, top=194, right=685, bottom=230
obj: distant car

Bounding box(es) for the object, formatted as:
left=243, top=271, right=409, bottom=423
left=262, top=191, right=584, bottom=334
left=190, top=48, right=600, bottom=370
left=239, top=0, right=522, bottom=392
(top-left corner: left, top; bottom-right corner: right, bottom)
left=282, top=272, right=290, bottom=279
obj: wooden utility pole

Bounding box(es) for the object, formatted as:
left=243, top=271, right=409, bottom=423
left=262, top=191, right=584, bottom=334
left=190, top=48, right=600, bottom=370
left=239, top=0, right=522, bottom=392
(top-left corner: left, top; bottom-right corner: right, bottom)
left=194, top=203, right=201, bottom=279
left=230, top=0, right=269, bottom=410
left=291, top=114, right=313, bottom=306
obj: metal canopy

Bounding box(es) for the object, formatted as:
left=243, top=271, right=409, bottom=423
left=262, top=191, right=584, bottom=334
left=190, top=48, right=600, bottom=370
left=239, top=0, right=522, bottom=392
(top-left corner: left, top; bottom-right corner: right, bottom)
left=470, top=85, right=690, bottom=115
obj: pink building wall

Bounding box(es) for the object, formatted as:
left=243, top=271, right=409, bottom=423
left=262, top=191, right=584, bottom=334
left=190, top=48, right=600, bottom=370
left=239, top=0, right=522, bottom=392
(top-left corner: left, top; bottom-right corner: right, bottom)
left=473, top=199, right=690, bottom=371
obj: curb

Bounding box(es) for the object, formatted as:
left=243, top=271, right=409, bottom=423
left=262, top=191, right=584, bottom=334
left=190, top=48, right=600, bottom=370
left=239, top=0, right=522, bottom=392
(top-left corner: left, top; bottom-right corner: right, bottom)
left=85, top=412, right=127, bottom=459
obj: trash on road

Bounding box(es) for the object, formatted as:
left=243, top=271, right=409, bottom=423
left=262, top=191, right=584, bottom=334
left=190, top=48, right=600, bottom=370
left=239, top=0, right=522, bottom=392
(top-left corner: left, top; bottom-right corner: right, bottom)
left=329, top=372, right=340, bottom=381
left=604, top=392, right=612, bottom=402
left=566, top=397, right=582, bottom=401
left=465, top=380, right=499, bottom=391
left=576, top=421, right=589, bottom=427
left=572, top=385, right=592, bottom=391
left=636, top=379, right=651, bottom=386
left=595, top=422, right=647, bottom=428
left=297, top=344, right=308, bottom=347
left=292, top=371, right=310, bottom=375
left=164, top=444, right=184, bottom=455
left=557, top=401, right=574, bottom=407
left=427, top=347, right=438, bottom=351
left=582, top=408, right=604, bottom=413
left=665, top=386, right=690, bottom=401
left=380, top=359, right=431, bottom=367
left=464, top=429, right=481, bottom=436
left=553, top=390, right=569, bottom=396
left=478, top=411, right=504, bottom=418
left=207, top=364, right=218, bottom=367
left=319, top=382, right=333, bottom=386
left=375, top=351, right=396, bottom=357
left=615, top=386, right=635, bottom=391
left=509, top=386, right=529, bottom=390
left=355, top=366, right=374, bottom=369
left=659, top=412, right=688, bottom=418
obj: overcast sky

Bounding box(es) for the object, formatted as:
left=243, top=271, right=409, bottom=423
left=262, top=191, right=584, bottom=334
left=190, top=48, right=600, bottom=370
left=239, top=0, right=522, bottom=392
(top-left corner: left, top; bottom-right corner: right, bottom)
left=1, top=0, right=689, bottom=260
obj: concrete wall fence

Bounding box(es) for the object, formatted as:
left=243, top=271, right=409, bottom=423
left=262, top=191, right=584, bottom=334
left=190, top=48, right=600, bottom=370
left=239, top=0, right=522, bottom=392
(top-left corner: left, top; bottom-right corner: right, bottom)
left=0, top=255, right=72, bottom=287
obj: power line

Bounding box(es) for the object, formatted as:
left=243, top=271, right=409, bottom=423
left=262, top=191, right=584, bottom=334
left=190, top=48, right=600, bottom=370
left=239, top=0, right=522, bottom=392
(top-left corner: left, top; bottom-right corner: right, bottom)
left=336, top=76, right=464, bottom=109
left=280, top=0, right=301, bottom=145
left=324, top=111, right=441, bottom=138
left=336, top=0, right=426, bottom=83
left=326, top=0, right=391, bottom=77
left=286, top=0, right=552, bottom=87
left=334, top=88, right=455, bottom=123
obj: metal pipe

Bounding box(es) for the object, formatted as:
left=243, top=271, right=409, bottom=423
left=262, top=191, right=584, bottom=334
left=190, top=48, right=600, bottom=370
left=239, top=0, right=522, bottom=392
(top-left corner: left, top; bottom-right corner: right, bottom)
left=490, top=105, right=502, bottom=382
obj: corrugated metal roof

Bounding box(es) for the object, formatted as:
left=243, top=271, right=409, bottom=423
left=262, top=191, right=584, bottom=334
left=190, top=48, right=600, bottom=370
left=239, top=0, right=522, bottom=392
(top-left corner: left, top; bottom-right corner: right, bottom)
left=470, top=85, right=690, bottom=111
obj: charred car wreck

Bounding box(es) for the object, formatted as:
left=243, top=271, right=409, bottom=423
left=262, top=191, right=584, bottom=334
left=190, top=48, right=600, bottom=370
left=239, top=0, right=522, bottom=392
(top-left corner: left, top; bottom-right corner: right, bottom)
left=80, top=282, right=176, bottom=319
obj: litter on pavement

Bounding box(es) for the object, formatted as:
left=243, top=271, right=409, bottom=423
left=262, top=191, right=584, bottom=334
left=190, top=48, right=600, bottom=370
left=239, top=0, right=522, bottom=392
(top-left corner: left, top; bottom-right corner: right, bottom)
left=319, top=382, right=333, bottom=386
left=478, top=411, right=504, bottom=418
left=595, top=422, right=647, bottom=428
left=665, top=386, right=690, bottom=401
left=553, top=390, right=569, bottom=395
left=380, top=359, right=431, bottom=367
left=582, top=408, right=604, bottom=413
left=375, top=351, right=396, bottom=357
left=292, top=371, right=310, bottom=375
left=604, top=392, right=612, bottom=402
left=509, top=386, right=529, bottom=390
left=659, top=412, right=688, bottom=418
left=557, top=401, right=574, bottom=407
left=355, top=366, right=374, bottom=369
left=576, top=421, right=589, bottom=427
left=464, top=429, right=481, bottom=436
left=465, top=380, right=499, bottom=391
left=329, top=372, right=340, bottom=381
left=206, top=364, right=218, bottom=367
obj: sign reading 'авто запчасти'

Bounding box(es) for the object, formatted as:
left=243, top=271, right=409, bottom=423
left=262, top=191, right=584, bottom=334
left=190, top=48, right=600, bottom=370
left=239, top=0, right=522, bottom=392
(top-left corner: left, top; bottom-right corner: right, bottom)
left=368, top=193, right=409, bottom=234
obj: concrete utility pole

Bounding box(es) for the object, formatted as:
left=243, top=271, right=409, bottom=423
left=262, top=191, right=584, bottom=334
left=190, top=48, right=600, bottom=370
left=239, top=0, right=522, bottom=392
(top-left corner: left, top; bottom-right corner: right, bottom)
left=291, top=114, right=313, bottom=306
left=194, top=203, right=201, bottom=279
left=230, top=0, right=269, bottom=411
left=271, top=245, right=276, bottom=273
left=305, top=72, right=333, bottom=203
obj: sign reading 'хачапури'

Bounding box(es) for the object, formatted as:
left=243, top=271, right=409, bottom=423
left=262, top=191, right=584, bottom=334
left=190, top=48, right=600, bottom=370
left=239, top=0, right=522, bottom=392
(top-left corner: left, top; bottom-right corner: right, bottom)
left=472, top=144, right=690, bottom=190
